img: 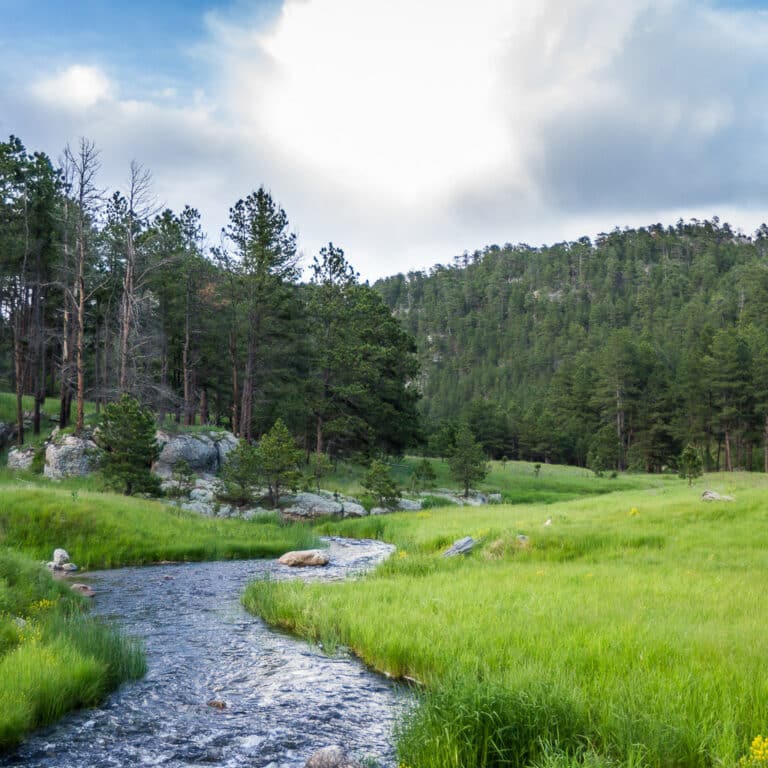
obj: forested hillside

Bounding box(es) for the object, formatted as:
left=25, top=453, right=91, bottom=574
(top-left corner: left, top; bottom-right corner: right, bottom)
left=0, top=136, right=418, bottom=456
left=376, top=220, right=768, bottom=472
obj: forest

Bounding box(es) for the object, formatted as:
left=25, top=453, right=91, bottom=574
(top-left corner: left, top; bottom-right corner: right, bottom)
left=376, top=218, right=768, bottom=473
left=0, top=135, right=419, bottom=457
left=4, top=132, right=768, bottom=476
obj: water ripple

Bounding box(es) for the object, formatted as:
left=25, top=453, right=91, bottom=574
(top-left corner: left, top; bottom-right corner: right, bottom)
left=1, top=538, right=403, bottom=768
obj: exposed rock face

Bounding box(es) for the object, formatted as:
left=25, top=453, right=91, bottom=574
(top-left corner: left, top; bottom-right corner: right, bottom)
left=7, top=446, right=35, bottom=471
left=341, top=501, right=367, bottom=517
left=44, top=435, right=100, bottom=479
left=305, top=746, right=362, bottom=768
left=281, top=493, right=344, bottom=520
left=153, top=431, right=237, bottom=477
left=278, top=549, right=330, bottom=567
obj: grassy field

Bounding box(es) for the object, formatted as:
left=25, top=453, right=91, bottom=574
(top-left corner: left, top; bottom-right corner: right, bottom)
left=0, top=477, right=317, bottom=568
left=319, top=455, right=666, bottom=508
left=244, top=471, right=768, bottom=768
left=0, top=547, right=145, bottom=748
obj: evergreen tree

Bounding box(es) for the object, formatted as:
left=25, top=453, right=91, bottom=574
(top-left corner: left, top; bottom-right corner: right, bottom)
left=679, top=443, right=703, bottom=486
left=362, top=459, right=401, bottom=508
left=97, top=394, right=160, bottom=496
left=254, top=418, right=302, bottom=508
left=448, top=424, right=488, bottom=497
left=218, top=439, right=260, bottom=506
left=411, top=457, right=437, bottom=491
left=308, top=451, right=333, bottom=493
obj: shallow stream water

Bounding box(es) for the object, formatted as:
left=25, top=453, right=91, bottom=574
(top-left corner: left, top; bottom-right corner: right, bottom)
left=0, top=538, right=403, bottom=768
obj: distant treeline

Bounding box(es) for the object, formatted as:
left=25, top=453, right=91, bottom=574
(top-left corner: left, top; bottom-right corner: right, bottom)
left=0, top=135, right=418, bottom=456
left=375, top=219, right=768, bottom=472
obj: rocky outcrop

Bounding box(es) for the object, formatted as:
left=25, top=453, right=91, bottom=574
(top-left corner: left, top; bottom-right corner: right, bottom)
left=278, top=549, right=330, bottom=567
left=305, top=746, right=362, bottom=768
left=341, top=501, right=367, bottom=517
left=153, top=430, right=237, bottom=477
left=44, top=435, right=100, bottom=479
left=701, top=489, right=735, bottom=502
left=7, top=445, right=35, bottom=471
left=424, top=489, right=489, bottom=506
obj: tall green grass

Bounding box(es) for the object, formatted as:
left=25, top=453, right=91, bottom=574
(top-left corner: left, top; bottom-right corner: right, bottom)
left=0, top=548, right=145, bottom=748
left=244, top=473, right=768, bottom=768
left=0, top=482, right=317, bottom=568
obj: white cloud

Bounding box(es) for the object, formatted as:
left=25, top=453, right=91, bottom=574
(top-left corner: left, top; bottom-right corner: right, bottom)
left=31, top=64, right=113, bottom=110
left=7, top=1, right=768, bottom=279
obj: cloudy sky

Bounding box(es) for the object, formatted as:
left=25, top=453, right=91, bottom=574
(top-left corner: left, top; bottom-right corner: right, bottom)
left=2, top=0, right=767, bottom=280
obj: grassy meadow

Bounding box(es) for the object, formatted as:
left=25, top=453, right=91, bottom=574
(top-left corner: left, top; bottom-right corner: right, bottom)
left=244, top=470, right=768, bottom=768
left=0, top=473, right=317, bottom=568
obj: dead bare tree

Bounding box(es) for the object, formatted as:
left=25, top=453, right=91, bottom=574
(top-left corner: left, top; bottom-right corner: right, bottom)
left=63, top=139, right=102, bottom=434
left=118, top=161, right=159, bottom=394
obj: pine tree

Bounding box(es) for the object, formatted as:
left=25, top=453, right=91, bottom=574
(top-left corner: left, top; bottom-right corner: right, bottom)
left=363, top=459, right=401, bottom=508
left=679, top=443, right=703, bottom=486
left=97, top=395, right=160, bottom=496
left=218, top=439, right=260, bottom=506
left=448, top=424, right=488, bottom=497
left=255, top=418, right=302, bottom=508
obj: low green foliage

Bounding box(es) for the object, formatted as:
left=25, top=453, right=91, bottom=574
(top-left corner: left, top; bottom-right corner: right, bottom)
left=244, top=472, right=768, bottom=768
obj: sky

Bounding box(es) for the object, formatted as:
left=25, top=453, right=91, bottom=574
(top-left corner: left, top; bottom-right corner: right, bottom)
left=2, top=0, right=768, bottom=281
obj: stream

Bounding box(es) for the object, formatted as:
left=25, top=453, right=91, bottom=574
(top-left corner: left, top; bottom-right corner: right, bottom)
left=1, top=538, right=404, bottom=768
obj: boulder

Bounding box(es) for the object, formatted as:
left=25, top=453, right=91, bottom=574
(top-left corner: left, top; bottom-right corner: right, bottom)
left=44, top=434, right=100, bottom=479
left=341, top=501, right=368, bottom=517
left=701, top=489, right=735, bottom=502
left=180, top=500, right=215, bottom=517
left=53, top=548, right=70, bottom=567
left=278, top=549, right=330, bottom=567
left=443, top=536, right=477, bottom=557
left=397, top=498, right=422, bottom=511
left=70, top=583, right=95, bottom=597
left=153, top=430, right=237, bottom=477
left=47, top=548, right=78, bottom=572
left=7, top=446, right=35, bottom=471
left=305, top=746, right=362, bottom=768
left=281, top=493, right=343, bottom=521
